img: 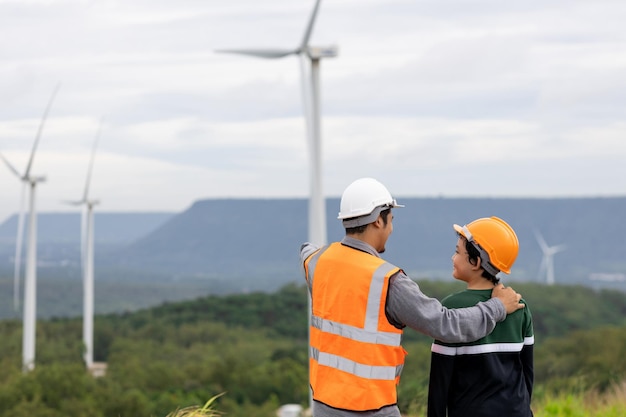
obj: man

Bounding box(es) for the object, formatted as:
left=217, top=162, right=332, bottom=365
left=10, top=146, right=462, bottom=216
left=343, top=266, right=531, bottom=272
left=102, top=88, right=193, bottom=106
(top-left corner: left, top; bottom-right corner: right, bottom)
left=300, top=177, right=524, bottom=417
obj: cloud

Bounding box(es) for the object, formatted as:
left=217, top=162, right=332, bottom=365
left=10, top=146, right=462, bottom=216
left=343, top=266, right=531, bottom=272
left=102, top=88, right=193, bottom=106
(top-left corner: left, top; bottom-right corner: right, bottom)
left=1, top=0, right=626, bottom=224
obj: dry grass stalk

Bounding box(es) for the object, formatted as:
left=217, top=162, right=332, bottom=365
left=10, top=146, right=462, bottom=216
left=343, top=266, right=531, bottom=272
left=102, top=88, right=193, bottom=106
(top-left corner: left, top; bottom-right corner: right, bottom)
left=165, top=392, right=226, bottom=417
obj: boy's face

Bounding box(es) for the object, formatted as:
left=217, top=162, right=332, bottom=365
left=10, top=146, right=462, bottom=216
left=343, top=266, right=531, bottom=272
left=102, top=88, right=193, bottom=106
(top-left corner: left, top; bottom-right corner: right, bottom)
left=451, top=236, right=475, bottom=282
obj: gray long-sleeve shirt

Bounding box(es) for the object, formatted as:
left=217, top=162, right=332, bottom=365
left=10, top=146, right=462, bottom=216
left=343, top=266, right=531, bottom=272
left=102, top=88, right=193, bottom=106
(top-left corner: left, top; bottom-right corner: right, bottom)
left=301, top=236, right=506, bottom=417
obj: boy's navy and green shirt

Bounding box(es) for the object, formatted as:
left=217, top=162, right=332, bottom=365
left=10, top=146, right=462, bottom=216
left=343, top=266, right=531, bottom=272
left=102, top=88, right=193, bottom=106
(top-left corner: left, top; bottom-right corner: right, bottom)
left=427, top=289, right=534, bottom=417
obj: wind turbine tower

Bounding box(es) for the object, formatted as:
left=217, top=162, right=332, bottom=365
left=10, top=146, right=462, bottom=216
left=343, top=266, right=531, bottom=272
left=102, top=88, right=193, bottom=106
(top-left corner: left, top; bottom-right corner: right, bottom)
left=535, top=230, right=566, bottom=286
left=66, top=120, right=103, bottom=370
left=217, top=3, right=336, bottom=410
left=0, top=84, right=60, bottom=371
left=216, top=0, right=337, bottom=246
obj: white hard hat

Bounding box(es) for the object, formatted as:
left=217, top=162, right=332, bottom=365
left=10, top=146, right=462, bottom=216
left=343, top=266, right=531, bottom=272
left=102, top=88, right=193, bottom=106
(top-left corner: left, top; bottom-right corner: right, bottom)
left=338, top=177, right=404, bottom=226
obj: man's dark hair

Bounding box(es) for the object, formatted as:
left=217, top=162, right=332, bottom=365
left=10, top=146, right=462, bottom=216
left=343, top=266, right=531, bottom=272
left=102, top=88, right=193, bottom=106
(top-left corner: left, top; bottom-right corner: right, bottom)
left=461, top=234, right=500, bottom=285
left=346, top=208, right=391, bottom=235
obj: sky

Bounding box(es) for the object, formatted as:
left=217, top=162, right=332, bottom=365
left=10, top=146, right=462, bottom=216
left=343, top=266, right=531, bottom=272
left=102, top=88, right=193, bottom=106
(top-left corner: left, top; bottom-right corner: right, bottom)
left=1, top=0, right=626, bottom=224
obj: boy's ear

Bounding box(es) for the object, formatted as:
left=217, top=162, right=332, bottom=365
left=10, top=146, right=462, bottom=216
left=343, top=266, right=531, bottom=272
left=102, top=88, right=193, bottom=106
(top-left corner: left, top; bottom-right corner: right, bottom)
left=473, top=256, right=483, bottom=271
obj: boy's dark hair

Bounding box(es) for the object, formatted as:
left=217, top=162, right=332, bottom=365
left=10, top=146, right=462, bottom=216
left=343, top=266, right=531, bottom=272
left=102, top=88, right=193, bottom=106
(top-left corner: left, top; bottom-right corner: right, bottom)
left=461, top=234, right=500, bottom=285
left=346, top=208, right=391, bottom=235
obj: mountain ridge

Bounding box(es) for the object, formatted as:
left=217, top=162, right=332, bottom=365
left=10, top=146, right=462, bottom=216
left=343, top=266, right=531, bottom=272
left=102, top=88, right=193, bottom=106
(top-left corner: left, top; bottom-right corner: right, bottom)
left=1, top=197, right=625, bottom=294
left=113, top=196, right=626, bottom=292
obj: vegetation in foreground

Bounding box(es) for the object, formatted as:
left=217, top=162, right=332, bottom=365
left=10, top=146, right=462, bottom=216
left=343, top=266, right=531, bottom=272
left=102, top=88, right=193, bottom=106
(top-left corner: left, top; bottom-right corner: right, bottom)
left=166, top=393, right=225, bottom=417
left=531, top=381, right=626, bottom=417
left=0, top=282, right=624, bottom=416
left=176, top=383, right=626, bottom=417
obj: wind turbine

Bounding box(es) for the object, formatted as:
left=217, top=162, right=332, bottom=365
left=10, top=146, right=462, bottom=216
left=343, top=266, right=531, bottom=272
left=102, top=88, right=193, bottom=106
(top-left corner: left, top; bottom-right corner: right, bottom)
left=65, top=119, right=103, bottom=370
left=0, top=83, right=61, bottom=371
left=216, top=0, right=337, bottom=246
left=534, top=230, right=566, bottom=286
left=217, top=4, right=336, bottom=410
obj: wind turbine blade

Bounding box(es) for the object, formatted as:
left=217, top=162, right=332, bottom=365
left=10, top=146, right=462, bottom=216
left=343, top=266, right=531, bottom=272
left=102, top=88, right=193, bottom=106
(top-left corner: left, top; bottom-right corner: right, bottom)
left=299, top=53, right=313, bottom=148
left=83, top=118, right=104, bottom=201
left=300, top=0, right=323, bottom=49
left=552, top=244, right=567, bottom=253
left=24, top=82, right=61, bottom=178
left=0, top=152, right=22, bottom=179
left=534, top=229, right=549, bottom=252
left=215, top=48, right=297, bottom=59
left=13, top=183, right=27, bottom=312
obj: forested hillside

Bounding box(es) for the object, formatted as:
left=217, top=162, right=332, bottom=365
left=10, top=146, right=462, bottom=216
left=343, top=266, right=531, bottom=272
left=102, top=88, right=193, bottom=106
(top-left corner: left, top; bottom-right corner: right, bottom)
left=0, top=281, right=625, bottom=417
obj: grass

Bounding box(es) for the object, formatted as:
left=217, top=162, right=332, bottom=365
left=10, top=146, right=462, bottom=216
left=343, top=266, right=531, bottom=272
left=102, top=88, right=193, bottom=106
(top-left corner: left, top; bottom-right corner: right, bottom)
left=397, top=381, right=626, bottom=417
left=166, top=383, right=626, bottom=417
left=532, top=381, right=626, bottom=417
left=165, top=393, right=225, bottom=417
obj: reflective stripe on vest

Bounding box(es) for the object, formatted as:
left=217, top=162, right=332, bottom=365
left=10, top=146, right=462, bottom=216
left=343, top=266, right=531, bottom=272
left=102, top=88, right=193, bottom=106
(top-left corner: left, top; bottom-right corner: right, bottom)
left=310, top=315, right=401, bottom=346
left=310, top=347, right=404, bottom=380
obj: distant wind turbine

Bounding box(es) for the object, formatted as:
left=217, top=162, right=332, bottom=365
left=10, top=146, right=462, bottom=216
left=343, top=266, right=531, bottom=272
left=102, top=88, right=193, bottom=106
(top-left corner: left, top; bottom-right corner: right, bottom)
left=0, top=83, right=61, bottom=371
left=534, top=230, right=566, bottom=286
left=65, top=119, right=103, bottom=370
left=216, top=0, right=337, bottom=246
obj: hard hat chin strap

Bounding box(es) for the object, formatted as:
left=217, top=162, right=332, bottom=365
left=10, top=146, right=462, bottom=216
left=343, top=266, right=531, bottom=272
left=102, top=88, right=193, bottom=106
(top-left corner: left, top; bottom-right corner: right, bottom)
left=461, top=225, right=501, bottom=277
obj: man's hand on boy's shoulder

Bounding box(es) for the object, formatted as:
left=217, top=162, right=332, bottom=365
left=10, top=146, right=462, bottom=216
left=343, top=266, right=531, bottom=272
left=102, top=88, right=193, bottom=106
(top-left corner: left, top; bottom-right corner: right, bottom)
left=492, top=283, right=525, bottom=314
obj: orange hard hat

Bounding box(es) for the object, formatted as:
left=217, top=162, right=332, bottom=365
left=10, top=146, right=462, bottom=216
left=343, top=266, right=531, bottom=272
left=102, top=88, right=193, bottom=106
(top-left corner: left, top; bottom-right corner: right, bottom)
left=453, top=216, right=519, bottom=275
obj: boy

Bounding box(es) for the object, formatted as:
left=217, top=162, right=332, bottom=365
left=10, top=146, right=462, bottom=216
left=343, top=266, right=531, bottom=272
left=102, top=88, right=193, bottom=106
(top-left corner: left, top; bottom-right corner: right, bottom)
left=427, top=216, right=534, bottom=417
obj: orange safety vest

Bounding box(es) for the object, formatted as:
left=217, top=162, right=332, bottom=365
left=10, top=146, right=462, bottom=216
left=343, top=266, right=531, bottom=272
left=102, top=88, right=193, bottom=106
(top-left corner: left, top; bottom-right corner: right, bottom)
left=303, top=242, right=407, bottom=412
